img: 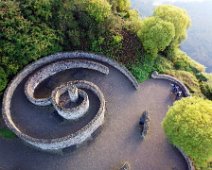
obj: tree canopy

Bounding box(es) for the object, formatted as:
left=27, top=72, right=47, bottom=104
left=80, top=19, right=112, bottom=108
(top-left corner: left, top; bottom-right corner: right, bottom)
left=163, top=97, right=212, bottom=169
left=109, top=0, right=131, bottom=12
left=154, top=5, right=191, bottom=48
left=137, top=17, right=175, bottom=56
left=85, top=0, right=111, bottom=23
left=0, top=0, right=209, bottom=101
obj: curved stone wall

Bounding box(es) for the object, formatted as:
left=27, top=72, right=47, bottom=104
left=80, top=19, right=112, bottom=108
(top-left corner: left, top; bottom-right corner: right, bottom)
left=151, top=71, right=190, bottom=97
left=51, top=81, right=103, bottom=121
left=52, top=87, right=89, bottom=121
left=25, top=60, right=109, bottom=106
left=22, top=52, right=138, bottom=90
left=177, top=148, right=195, bottom=170
left=3, top=52, right=138, bottom=151
left=2, top=52, right=139, bottom=151
left=4, top=77, right=105, bottom=150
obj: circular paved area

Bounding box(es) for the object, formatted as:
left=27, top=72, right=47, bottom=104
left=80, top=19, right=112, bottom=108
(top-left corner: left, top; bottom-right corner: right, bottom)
left=0, top=64, right=187, bottom=170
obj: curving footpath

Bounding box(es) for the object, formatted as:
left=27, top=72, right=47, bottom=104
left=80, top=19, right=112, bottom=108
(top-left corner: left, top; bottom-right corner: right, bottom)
left=151, top=71, right=195, bottom=170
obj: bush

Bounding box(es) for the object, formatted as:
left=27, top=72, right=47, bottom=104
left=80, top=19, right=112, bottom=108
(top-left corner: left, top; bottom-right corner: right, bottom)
left=91, top=37, right=105, bottom=52
left=163, top=97, right=212, bottom=169
left=18, top=0, right=53, bottom=23
left=130, top=54, right=156, bottom=82
left=153, top=56, right=174, bottom=73
left=154, top=5, right=191, bottom=48
left=137, top=17, right=175, bottom=56
left=165, top=70, right=203, bottom=96
left=201, top=74, right=212, bottom=100
left=111, top=35, right=123, bottom=45
left=85, top=0, right=111, bottom=23
left=124, top=9, right=142, bottom=33
left=0, top=128, right=16, bottom=139
left=173, top=50, right=205, bottom=73
left=0, top=67, right=7, bottom=93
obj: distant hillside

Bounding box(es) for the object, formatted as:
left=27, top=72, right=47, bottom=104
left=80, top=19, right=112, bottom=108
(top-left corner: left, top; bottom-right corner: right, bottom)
left=131, top=0, right=212, bottom=72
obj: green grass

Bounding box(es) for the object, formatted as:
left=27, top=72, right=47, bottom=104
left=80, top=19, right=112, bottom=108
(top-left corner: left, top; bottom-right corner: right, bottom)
left=0, top=128, right=16, bottom=139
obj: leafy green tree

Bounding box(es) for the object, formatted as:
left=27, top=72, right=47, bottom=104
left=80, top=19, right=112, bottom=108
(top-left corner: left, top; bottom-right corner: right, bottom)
left=0, top=1, right=61, bottom=72
left=18, top=0, right=53, bottom=23
left=137, top=17, right=175, bottom=56
left=154, top=5, right=191, bottom=49
left=109, top=0, right=130, bottom=12
left=125, top=9, right=142, bottom=33
left=163, top=97, right=212, bottom=169
left=85, top=0, right=111, bottom=23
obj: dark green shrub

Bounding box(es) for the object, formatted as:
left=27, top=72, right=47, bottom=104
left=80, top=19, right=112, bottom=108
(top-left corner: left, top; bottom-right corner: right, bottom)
left=0, top=67, right=7, bottom=93
left=153, top=56, right=174, bottom=73
left=18, top=0, right=53, bottom=23
left=130, top=54, right=156, bottom=82
left=91, top=37, right=105, bottom=52
left=201, top=74, right=212, bottom=100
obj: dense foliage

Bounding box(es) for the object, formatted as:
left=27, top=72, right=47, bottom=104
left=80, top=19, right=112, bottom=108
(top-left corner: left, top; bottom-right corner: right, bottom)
left=201, top=74, right=212, bottom=100
left=154, top=5, right=191, bottom=50
left=163, top=97, right=212, bottom=169
left=0, top=0, right=210, bottom=101
left=137, top=17, right=175, bottom=56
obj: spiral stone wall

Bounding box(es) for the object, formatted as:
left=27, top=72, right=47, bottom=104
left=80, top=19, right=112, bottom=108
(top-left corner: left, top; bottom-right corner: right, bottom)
left=25, top=60, right=109, bottom=106
left=2, top=52, right=139, bottom=151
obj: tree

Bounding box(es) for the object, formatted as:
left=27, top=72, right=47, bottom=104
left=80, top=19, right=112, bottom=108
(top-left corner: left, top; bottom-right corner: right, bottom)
left=0, top=0, right=61, bottom=73
left=125, top=9, right=142, bottom=33
left=154, top=5, right=191, bottom=49
left=163, top=97, right=212, bottom=169
left=109, top=0, right=130, bottom=12
left=85, top=0, right=111, bottom=23
left=18, top=0, right=53, bottom=23
left=137, top=17, right=175, bottom=56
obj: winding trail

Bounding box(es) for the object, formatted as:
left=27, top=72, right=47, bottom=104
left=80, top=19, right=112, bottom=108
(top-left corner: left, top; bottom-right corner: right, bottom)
left=0, top=65, right=187, bottom=170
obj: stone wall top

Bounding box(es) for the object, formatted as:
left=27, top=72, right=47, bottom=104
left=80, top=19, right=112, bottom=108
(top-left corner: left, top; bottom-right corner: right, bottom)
left=25, top=59, right=109, bottom=106
left=151, top=71, right=191, bottom=97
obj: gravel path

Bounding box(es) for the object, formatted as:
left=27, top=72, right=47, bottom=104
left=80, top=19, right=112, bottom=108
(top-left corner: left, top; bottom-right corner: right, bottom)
left=0, top=65, right=187, bottom=170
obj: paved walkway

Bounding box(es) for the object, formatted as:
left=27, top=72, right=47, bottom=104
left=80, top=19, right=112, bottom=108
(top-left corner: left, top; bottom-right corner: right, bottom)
left=0, top=65, right=187, bottom=170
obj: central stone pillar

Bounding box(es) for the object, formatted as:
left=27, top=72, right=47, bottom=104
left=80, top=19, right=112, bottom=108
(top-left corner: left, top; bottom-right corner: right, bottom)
left=68, top=84, right=79, bottom=102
